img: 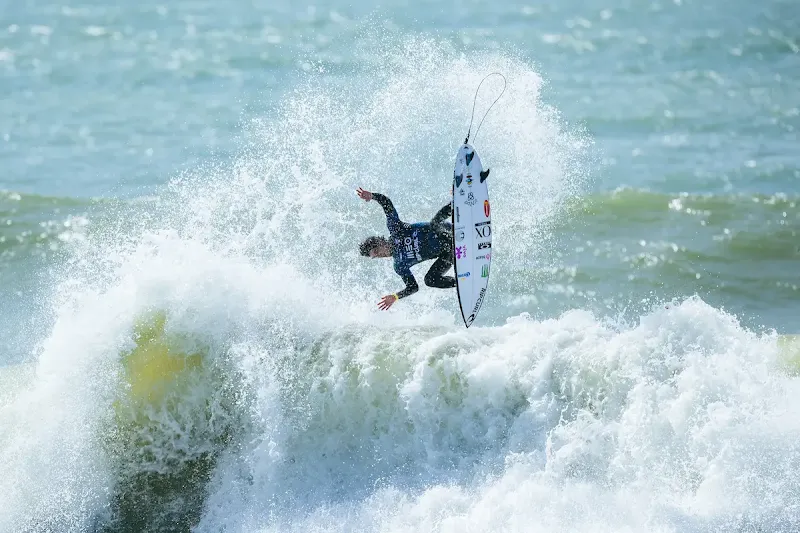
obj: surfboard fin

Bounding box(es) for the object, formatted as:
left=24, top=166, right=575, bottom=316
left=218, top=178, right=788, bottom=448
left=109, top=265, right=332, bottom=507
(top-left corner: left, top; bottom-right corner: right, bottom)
left=480, top=168, right=490, bottom=183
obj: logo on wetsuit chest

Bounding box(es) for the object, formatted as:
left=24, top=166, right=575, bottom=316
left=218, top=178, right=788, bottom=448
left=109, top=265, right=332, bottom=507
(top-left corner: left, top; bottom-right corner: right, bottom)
left=403, top=234, right=422, bottom=261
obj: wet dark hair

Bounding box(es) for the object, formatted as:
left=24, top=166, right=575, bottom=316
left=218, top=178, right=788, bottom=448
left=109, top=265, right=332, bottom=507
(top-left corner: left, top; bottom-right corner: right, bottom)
left=359, top=236, right=389, bottom=256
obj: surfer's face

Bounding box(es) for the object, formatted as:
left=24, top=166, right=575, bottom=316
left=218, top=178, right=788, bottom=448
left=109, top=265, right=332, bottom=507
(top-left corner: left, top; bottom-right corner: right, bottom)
left=369, top=243, right=391, bottom=258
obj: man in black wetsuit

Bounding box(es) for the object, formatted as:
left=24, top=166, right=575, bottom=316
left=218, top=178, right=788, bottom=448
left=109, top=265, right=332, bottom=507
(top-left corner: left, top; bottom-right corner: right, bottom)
left=357, top=187, right=455, bottom=310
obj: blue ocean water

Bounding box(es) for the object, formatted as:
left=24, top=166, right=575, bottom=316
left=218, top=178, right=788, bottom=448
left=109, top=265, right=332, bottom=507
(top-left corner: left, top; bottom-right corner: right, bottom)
left=1, top=0, right=799, bottom=531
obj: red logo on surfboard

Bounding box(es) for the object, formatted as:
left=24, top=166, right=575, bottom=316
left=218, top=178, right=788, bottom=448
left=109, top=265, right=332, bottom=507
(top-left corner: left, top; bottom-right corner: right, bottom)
left=484, top=200, right=490, bottom=218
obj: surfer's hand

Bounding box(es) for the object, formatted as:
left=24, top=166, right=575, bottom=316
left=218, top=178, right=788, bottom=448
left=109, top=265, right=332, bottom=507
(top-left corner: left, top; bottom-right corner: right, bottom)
left=356, top=188, right=372, bottom=202
left=378, top=293, right=397, bottom=310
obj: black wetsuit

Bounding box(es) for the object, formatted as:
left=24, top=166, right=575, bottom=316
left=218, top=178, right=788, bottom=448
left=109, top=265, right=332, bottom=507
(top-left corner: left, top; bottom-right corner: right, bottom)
left=372, top=193, right=455, bottom=299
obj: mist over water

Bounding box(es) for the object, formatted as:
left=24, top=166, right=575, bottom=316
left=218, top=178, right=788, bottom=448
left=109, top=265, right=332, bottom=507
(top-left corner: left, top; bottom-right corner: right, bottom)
left=162, top=35, right=591, bottom=316
left=1, top=7, right=799, bottom=533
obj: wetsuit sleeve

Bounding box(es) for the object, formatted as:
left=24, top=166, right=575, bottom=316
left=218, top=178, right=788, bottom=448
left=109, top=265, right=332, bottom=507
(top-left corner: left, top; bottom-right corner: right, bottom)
left=371, top=193, right=401, bottom=232
left=395, top=269, right=419, bottom=299
left=430, top=203, right=453, bottom=227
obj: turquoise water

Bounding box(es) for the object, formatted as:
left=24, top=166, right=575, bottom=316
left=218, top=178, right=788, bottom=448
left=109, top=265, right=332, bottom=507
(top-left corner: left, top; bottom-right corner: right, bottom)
left=2, top=0, right=800, bottom=531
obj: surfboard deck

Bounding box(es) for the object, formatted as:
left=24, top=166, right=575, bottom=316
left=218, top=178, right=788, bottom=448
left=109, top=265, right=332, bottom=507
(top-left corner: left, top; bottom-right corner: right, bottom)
left=452, top=143, right=492, bottom=327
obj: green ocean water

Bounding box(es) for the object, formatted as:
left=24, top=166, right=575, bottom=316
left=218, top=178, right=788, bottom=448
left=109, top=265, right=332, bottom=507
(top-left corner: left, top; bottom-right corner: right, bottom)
left=1, top=0, right=800, bottom=531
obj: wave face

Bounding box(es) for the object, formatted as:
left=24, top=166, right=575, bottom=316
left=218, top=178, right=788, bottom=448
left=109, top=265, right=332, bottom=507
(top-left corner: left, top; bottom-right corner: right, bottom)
left=1, top=34, right=799, bottom=533
left=198, top=300, right=800, bottom=533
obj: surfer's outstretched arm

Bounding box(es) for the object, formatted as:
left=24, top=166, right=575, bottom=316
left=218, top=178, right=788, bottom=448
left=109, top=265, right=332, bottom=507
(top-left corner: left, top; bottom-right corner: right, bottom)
left=357, top=188, right=401, bottom=231
left=378, top=271, right=418, bottom=310
left=396, top=271, right=419, bottom=299
left=370, top=193, right=401, bottom=229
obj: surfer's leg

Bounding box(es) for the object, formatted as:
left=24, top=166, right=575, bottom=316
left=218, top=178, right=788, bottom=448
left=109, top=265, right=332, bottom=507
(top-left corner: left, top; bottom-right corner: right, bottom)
left=434, top=223, right=453, bottom=253
left=424, top=254, right=456, bottom=288
left=430, top=203, right=453, bottom=227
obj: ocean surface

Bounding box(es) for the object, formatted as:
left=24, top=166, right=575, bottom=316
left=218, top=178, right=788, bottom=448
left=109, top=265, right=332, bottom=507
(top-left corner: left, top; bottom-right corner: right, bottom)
left=1, top=0, right=799, bottom=531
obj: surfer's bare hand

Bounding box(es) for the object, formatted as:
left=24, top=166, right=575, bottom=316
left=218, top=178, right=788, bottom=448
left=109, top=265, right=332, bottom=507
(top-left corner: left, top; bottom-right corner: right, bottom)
left=378, top=294, right=397, bottom=310
left=356, top=188, right=372, bottom=202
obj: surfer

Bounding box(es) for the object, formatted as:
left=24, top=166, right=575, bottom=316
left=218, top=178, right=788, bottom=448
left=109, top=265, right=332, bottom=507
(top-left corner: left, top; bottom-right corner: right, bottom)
left=356, top=187, right=455, bottom=310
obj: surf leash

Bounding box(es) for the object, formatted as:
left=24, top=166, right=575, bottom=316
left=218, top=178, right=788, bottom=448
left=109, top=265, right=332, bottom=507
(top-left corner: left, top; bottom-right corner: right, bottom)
left=464, top=72, right=507, bottom=145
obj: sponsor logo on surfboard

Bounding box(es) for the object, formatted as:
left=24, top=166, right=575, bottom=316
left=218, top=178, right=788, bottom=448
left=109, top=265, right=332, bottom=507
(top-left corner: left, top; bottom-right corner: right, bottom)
left=455, top=230, right=465, bottom=242
left=481, top=264, right=489, bottom=277
left=474, top=221, right=491, bottom=238
left=466, top=175, right=473, bottom=186
left=455, top=246, right=467, bottom=259
left=484, top=200, right=490, bottom=217
left=465, top=290, right=486, bottom=325
left=471, top=287, right=486, bottom=314
left=475, top=253, right=491, bottom=261
left=455, top=207, right=460, bottom=223
left=459, top=189, right=465, bottom=196
left=465, top=192, right=477, bottom=206
left=478, top=242, right=491, bottom=250
left=457, top=272, right=470, bottom=278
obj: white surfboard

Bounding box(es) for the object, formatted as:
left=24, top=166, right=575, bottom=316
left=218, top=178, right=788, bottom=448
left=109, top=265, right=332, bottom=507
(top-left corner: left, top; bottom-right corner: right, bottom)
left=452, top=143, right=492, bottom=327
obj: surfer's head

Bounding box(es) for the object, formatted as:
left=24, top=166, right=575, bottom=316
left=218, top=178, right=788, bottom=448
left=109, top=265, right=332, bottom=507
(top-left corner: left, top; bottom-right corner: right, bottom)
left=359, top=236, right=391, bottom=258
